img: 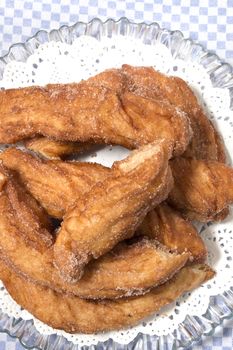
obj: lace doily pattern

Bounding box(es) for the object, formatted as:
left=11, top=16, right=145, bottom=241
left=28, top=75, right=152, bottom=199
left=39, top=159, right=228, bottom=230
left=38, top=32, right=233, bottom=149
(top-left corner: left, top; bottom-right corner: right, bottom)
left=0, top=19, right=232, bottom=348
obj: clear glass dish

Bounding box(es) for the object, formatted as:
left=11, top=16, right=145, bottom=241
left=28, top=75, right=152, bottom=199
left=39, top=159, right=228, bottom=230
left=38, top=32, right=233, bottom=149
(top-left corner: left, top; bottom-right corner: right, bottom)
left=0, top=17, right=233, bottom=350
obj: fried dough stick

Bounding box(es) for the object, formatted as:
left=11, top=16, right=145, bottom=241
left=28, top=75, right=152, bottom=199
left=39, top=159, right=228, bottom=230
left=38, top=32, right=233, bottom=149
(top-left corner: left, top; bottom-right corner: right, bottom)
left=0, top=148, right=206, bottom=264
left=76, top=240, right=189, bottom=298
left=0, top=164, right=189, bottom=300
left=22, top=136, right=229, bottom=228
left=1, top=147, right=231, bottom=223
left=54, top=141, right=173, bottom=282
left=23, top=65, right=225, bottom=162
left=23, top=69, right=124, bottom=160
left=0, top=261, right=214, bottom=333
left=25, top=137, right=96, bottom=160
left=0, top=147, right=111, bottom=218
left=0, top=166, right=53, bottom=251
left=122, top=65, right=226, bottom=162
left=0, top=148, right=205, bottom=263
left=0, top=73, right=192, bottom=156
left=138, top=203, right=207, bottom=263
left=169, top=157, right=233, bottom=222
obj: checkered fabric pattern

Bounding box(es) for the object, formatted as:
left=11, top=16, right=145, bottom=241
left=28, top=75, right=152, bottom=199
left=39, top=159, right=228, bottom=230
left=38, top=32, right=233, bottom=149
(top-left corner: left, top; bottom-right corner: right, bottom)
left=187, top=319, right=233, bottom=350
left=0, top=0, right=233, bottom=63
left=0, top=1, right=233, bottom=349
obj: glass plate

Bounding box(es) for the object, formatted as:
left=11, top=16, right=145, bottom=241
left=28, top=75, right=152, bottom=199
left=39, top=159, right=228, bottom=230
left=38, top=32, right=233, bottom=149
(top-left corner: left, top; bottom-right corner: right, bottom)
left=0, top=17, right=233, bottom=350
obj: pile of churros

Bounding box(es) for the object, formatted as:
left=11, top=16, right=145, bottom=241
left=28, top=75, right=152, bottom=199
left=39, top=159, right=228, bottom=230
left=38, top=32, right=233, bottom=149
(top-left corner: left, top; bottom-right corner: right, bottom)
left=0, top=65, right=232, bottom=333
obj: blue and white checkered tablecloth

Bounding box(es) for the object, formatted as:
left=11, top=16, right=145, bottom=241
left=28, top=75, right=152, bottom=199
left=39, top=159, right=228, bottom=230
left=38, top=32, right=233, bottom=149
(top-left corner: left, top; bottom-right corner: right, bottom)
left=0, top=1, right=232, bottom=349
left=0, top=0, right=233, bottom=63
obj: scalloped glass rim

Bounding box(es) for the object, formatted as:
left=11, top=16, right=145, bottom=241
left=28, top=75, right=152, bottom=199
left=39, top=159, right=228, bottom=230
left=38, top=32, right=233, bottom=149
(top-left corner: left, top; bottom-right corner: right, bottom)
left=0, top=17, right=232, bottom=350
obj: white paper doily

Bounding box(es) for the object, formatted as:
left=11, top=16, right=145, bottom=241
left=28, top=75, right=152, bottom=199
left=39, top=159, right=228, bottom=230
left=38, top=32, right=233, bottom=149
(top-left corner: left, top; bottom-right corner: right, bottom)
left=0, top=35, right=232, bottom=346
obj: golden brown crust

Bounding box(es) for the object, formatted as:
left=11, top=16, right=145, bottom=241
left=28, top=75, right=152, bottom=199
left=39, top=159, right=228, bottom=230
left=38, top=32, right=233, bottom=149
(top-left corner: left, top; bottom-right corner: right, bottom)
left=25, top=137, right=95, bottom=160
left=0, top=65, right=224, bottom=333
left=1, top=66, right=225, bottom=163
left=26, top=64, right=227, bottom=163
left=67, top=240, right=190, bottom=298
left=120, top=92, right=192, bottom=156
left=2, top=147, right=231, bottom=230
left=0, top=150, right=189, bottom=300
left=54, top=141, right=173, bottom=282
left=0, top=71, right=192, bottom=157
left=0, top=260, right=214, bottom=333
left=138, top=203, right=207, bottom=263
left=168, top=157, right=233, bottom=221
left=122, top=64, right=226, bottom=162
left=0, top=212, right=188, bottom=300
left=87, top=67, right=127, bottom=93
left=0, top=164, right=53, bottom=251
left=0, top=148, right=111, bottom=218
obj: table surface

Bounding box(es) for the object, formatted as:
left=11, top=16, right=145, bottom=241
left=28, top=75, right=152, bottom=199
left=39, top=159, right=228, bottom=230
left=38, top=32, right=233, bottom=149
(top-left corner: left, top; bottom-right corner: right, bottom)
left=0, top=1, right=232, bottom=349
